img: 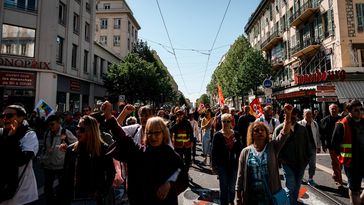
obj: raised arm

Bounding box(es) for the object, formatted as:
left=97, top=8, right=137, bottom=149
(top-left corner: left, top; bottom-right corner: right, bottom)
left=272, top=104, right=293, bottom=151
left=116, top=104, right=135, bottom=126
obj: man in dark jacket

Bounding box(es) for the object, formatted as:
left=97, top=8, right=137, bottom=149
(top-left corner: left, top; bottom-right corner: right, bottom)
left=332, top=100, right=364, bottom=205
left=320, top=103, right=343, bottom=187
left=273, top=107, right=312, bottom=205
left=237, top=106, right=256, bottom=148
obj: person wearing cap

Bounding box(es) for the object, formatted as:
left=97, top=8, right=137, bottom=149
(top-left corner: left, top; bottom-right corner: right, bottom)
left=0, top=104, right=39, bottom=204
left=273, top=107, right=313, bottom=205
left=171, top=108, right=194, bottom=172
left=41, top=115, right=77, bottom=204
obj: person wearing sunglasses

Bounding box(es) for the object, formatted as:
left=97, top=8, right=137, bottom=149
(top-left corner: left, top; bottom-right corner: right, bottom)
left=41, top=114, right=77, bottom=205
left=211, top=113, right=242, bottom=205
left=61, top=115, right=115, bottom=205
left=0, top=104, right=39, bottom=205
left=102, top=101, right=188, bottom=205
left=332, top=99, right=364, bottom=205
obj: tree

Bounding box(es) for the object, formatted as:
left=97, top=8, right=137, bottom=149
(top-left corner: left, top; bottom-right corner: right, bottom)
left=198, top=94, right=210, bottom=105
left=207, top=35, right=271, bottom=101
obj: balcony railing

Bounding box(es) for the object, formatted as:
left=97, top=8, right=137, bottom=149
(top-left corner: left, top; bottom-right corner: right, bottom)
left=4, top=1, right=38, bottom=13
left=261, top=30, right=283, bottom=51
left=290, top=37, right=320, bottom=58
left=289, top=0, right=320, bottom=27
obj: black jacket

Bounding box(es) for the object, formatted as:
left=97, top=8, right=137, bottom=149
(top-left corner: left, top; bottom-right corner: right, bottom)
left=62, top=143, right=115, bottom=204
left=106, top=117, right=189, bottom=205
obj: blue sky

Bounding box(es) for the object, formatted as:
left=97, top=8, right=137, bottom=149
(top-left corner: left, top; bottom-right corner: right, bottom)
left=127, top=0, right=261, bottom=103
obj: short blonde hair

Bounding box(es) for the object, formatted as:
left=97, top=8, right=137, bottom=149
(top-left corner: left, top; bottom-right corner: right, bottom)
left=246, top=122, right=270, bottom=146
left=144, top=117, right=170, bottom=146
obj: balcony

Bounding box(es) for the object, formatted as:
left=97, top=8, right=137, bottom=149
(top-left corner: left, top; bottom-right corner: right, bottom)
left=289, top=0, right=320, bottom=27
left=290, top=38, right=320, bottom=58
left=271, top=57, right=285, bottom=70
left=261, top=31, right=283, bottom=51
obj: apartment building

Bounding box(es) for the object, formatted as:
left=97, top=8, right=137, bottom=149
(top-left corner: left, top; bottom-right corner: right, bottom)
left=0, top=0, right=121, bottom=113
left=95, top=0, right=140, bottom=58
left=245, top=0, right=364, bottom=111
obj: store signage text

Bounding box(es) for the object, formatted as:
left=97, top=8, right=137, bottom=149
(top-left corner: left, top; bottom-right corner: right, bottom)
left=294, top=70, right=346, bottom=85
left=0, top=57, right=50, bottom=70
left=275, top=90, right=316, bottom=100
left=70, top=80, right=81, bottom=92
left=0, top=71, right=35, bottom=88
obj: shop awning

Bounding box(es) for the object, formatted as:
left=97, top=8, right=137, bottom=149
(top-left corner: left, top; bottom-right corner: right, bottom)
left=334, top=81, right=364, bottom=103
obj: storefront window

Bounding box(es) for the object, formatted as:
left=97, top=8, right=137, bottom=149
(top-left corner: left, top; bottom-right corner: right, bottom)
left=1, top=24, right=35, bottom=57
left=56, top=92, right=67, bottom=112
left=70, top=93, right=80, bottom=113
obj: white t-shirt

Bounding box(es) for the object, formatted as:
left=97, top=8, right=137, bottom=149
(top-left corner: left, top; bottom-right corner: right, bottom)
left=1, top=131, right=39, bottom=205
left=122, top=124, right=142, bottom=145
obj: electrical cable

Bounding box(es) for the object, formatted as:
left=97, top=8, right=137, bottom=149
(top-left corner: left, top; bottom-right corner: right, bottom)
left=199, top=0, right=232, bottom=93
left=155, top=0, right=190, bottom=94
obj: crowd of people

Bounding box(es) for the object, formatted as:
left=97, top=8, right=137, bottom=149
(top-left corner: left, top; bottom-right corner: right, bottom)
left=0, top=99, right=363, bottom=205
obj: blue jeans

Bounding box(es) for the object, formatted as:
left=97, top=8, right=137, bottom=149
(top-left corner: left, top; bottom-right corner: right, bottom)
left=217, top=166, right=237, bottom=205
left=282, top=164, right=305, bottom=205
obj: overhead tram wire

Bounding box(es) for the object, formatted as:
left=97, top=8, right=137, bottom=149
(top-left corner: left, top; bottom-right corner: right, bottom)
left=155, top=0, right=190, bottom=94
left=199, top=0, right=232, bottom=94
left=141, top=37, right=230, bottom=55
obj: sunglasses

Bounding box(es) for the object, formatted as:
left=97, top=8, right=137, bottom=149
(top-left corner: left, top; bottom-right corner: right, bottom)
left=0, top=113, right=15, bottom=119
left=75, top=126, right=86, bottom=133
left=222, top=120, right=231, bottom=123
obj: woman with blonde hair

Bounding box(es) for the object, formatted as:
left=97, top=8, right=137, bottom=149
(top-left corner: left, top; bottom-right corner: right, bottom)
left=61, top=115, right=115, bottom=205
left=102, top=101, right=188, bottom=205
left=235, top=104, right=293, bottom=205
left=211, top=113, right=242, bottom=205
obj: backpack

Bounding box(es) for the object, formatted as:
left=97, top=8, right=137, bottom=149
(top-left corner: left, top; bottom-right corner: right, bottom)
left=0, top=127, right=31, bottom=203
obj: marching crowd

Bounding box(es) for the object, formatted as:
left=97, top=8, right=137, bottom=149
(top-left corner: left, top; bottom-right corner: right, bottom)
left=0, top=99, right=363, bottom=205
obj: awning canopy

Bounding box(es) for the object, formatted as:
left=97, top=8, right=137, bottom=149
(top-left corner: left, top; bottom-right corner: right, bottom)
left=334, top=81, right=364, bottom=103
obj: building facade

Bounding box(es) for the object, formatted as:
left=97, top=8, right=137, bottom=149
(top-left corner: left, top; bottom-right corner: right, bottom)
left=95, top=0, right=140, bottom=58
left=245, top=0, right=364, bottom=113
left=0, top=0, right=121, bottom=113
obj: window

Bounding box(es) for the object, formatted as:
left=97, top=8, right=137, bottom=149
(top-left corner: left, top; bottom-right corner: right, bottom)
left=128, top=38, right=130, bottom=50
left=73, top=13, right=80, bottom=34
left=114, top=18, right=121, bottom=29
left=128, top=21, right=131, bottom=33
left=135, top=30, right=137, bottom=40
left=85, top=22, right=90, bottom=41
left=21, top=44, right=27, bottom=56
left=132, top=27, right=134, bottom=37
left=100, top=19, right=108, bottom=29
left=1, top=24, right=36, bottom=57
left=86, top=1, right=90, bottom=13
left=59, top=2, right=66, bottom=25
left=75, top=0, right=80, bottom=4
left=100, top=36, right=107, bottom=45
left=100, top=58, right=105, bottom=77
left=84, top=50, right=89, bottom=73
left=4, top=0, right=37, bottom=12
left=56, top=36, right=64, bottom=63
left=72, top=44, right=78, bottom=69
left=103, top=3, right=110, bottom=9
left=356, top=4, right=364, bottom=32
left=93, top=55, right=98, bottom=75
left=113, top=36, right=120, bottom=46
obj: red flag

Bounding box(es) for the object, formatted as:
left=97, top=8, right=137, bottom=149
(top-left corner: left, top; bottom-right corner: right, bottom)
left=197, top=102, right=205, bottom=113
left=218, top=84, right=225, bottom=106
left=249, top=97, right=263, bottom=117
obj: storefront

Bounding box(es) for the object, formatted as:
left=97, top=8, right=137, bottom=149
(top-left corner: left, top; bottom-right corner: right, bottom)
left=0, top=70, right=36, bottom=112
left=57, top=75, right=90, bottom=113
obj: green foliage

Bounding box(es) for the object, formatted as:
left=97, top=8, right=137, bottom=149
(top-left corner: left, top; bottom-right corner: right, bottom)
left=103, top=40, right=178, bottom=104
left=207, top=35, right=271, bottom=97
left=196, top=93, right=210, bottom=106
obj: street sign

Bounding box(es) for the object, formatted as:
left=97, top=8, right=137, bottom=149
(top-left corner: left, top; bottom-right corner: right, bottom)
left=119, top=95, right=125, bottom=102
left=317, top=97, right=338, bottom=102
left=266, top=97, right=272, bottom=104
left=263, top=79, right=273, bottom=88
left=316, top=92, right=337, bottom=97
left=264, top=88, right=272, bottom=96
